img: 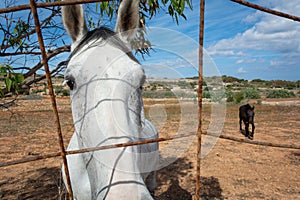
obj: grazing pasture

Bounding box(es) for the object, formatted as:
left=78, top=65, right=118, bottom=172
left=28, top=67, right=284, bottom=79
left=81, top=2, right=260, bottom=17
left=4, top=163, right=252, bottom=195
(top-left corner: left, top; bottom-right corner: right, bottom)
left=0, top=96, right=299, bottom=199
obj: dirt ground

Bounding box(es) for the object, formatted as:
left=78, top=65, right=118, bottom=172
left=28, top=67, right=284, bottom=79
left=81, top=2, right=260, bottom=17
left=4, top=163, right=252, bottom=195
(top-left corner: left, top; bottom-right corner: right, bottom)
left=0, top=95, right=299, bottom=199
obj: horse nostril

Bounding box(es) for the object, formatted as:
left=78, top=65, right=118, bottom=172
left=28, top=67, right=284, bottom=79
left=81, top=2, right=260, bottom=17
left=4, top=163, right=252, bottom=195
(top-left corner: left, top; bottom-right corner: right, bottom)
left=63, top=76, right=75, bottom=90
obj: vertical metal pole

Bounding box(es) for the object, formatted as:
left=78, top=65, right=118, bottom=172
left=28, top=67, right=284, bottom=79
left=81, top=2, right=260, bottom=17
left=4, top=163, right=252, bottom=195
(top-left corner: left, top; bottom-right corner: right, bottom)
left=196, top=0, right=205, bottom=199
left=29, top=0, right=73, bottom=199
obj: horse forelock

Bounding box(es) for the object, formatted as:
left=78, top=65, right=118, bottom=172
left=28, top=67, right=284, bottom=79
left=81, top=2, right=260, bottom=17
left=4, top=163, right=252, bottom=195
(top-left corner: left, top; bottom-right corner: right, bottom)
left=67, top=27, right=139, bottom=66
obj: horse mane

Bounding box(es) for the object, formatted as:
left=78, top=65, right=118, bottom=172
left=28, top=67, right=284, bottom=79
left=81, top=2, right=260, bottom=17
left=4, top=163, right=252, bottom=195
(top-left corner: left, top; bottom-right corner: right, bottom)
left=68, top=27, right=139, bottom=64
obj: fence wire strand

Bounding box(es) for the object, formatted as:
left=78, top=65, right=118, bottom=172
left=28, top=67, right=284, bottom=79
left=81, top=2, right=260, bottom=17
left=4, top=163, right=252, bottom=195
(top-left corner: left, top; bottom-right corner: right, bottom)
left=1, top=131, right=299, bottom=169
left=231, top=0, right=300, bottom=22
left=0, top=0, right=110, bottom=14
left=0, top=133, right=193, bottom=168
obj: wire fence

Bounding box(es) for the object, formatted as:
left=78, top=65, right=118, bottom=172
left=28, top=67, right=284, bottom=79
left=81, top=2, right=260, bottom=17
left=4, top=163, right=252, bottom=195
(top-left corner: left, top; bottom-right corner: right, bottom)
left=1, top=130, right=299, bottom=169
left=0, top=1, right=299, bottom=200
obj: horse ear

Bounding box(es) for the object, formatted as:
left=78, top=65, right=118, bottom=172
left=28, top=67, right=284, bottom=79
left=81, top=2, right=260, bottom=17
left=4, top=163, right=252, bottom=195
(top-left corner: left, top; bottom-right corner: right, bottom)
left=62, top=0, right=88, bottom=43
left=115, top=0, right=139, bottom=43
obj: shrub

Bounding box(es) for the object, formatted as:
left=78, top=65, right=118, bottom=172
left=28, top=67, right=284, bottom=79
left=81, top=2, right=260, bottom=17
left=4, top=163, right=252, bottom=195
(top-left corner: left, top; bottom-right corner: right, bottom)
left=54, top=85, right=70, bottom=96
left=150, top=85, right=157, bottom=91
left=178, top=81, right=190, bottom=89
left=266, top=90, right=295, bottom=98
left=202, top=90, right=210, bottom=99
left=226, top=90, right=234, bottom=102
left=142, top=91, right=176, bottom=98
left=61, top=89, right=70, bottom=97
left=210, top=90, right=225, bottom=102
left=242, top=89, right=261, bottom=99
left=31, top=89, right=44, bottom=94
left=235, top=92, right=244, bottom=104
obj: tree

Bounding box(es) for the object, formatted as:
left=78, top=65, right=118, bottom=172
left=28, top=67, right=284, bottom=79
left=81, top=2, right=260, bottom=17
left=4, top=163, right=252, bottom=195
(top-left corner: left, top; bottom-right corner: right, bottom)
left=0, top=0, right=192, bottom=96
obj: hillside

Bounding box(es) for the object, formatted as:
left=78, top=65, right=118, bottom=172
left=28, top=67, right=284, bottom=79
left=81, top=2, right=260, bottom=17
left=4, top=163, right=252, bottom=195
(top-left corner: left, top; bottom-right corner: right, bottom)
left=142, top=76, right=300, bottom=103
left=2, top=75, right=299, bottom=103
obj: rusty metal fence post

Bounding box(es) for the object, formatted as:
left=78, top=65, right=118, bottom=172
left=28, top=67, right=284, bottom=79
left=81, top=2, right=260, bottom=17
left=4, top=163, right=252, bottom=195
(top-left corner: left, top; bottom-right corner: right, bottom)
left=29, top=0, right=73, bottom=199
left=196, top=0, right=205, bottom=199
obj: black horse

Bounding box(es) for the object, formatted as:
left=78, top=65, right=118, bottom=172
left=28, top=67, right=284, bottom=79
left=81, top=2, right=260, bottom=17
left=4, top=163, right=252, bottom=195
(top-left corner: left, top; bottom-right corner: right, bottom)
left=239, top=104, right=255, bottom=139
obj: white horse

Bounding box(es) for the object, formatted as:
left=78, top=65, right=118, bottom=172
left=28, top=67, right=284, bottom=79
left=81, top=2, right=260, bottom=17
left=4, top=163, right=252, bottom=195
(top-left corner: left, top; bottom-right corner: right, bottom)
left=61, top=0, right=159, bottom=199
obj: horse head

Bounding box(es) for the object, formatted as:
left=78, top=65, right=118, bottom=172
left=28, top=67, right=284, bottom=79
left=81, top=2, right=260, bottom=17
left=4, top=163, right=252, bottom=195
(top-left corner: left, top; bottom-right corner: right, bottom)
left=61, top=0, right=158, bottom=199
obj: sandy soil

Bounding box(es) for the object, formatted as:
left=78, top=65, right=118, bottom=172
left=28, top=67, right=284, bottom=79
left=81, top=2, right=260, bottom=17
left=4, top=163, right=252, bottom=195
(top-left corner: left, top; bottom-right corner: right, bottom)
left=0, top=96, right=299, bottom=199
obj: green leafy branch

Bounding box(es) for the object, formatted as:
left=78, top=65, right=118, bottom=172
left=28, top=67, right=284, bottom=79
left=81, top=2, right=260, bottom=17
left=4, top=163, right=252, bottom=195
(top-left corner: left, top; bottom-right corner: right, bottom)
left=8, top=20, right=30, bottom=52
left=0, top=64, right=24, bottom=97
left=162, top=0, right=193, bottom=24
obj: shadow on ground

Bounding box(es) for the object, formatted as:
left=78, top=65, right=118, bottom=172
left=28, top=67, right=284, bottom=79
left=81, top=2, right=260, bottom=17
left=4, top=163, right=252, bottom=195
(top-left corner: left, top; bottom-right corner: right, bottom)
left=240, top=129, right=254, bottom=140
left=0, top=166, right=67, bottom=200
left=289, top=151, right=300, bottom=165
left=1, top=158, right=224, bottom=199
left=155, top=157, right=223, bottom=200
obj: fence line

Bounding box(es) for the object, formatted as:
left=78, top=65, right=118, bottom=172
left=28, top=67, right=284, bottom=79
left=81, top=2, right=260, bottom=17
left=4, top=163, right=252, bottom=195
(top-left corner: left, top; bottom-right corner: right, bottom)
left=1, top=131, right=299, bottom=169
left=1, top=0, right=299, bottom=23
left=0, top=152, right=61, bottom=168
left=231, top=0, right=300, bottom=22
left=0, top=133, right=193, bottom=168
left=202, top=131, right=300, bottom=150
left=0, top=0, right=110, bottom=14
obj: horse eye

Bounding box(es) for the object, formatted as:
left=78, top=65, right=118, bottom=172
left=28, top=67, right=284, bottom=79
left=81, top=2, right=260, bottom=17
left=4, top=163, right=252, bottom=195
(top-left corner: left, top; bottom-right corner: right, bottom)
left=63, top=76, right=75, bottom=90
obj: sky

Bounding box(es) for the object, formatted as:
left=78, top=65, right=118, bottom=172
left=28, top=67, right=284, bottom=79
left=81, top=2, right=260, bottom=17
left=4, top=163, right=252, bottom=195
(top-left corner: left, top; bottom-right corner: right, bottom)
left=139, top=0, right=300, bottom=81
left=0, top=0, right=299, bottom=81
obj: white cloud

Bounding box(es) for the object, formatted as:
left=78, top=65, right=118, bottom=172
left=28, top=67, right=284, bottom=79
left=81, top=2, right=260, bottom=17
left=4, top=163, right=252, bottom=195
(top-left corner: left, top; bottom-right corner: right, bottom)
left=237, top=67, right=247, bottom=74
left=270, top=59, right=297, bottom=67
left=207, top=0, right=300, bottom=57
left=236, top=59, right=244, bottom=64
left=236, top=58, right=260, bottom=64
left=242, top=11, right=263, bottom=23
left=207, top=49, right=236, bottom=56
